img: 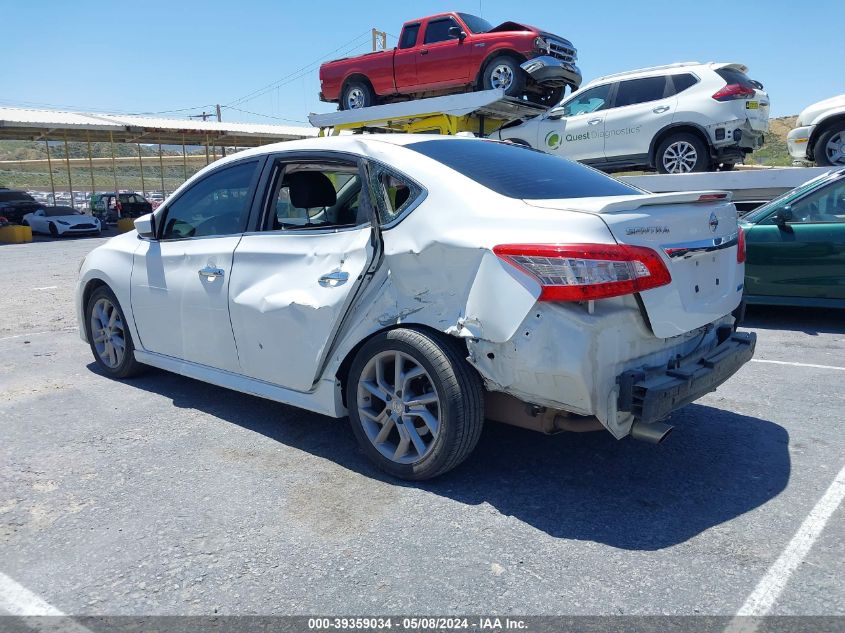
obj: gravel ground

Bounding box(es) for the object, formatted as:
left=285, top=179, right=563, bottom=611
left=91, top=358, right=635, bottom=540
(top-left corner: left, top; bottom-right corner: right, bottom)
left=0, top=234, right=843, bottom=618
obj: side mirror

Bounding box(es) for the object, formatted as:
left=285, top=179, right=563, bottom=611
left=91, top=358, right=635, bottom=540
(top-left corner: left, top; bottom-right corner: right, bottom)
left=448, top=26, right=467, bottom=41
left=134, top=213, right=156, bottom=239
left=547, top=106, right=566, bottom=121
left=775, top=206, right=793, bottom=227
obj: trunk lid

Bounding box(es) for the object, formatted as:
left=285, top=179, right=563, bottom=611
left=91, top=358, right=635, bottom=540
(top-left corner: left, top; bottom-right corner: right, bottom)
left=524, top=191, right=744, bottom=338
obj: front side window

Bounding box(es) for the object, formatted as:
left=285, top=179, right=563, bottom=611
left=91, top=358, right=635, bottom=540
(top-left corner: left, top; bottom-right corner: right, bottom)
left=160, top=160, right=257, bottom=239
left=770, top=177, right=845, bottom=224
left=406, top=139, right=641, bottom=200
left=559, top=84, right=612, bottom=117
left=369, top=165, right=423, bottom=226
left=614, top=76, right=668, bottom=107
left=424, top=18, right=459, bottom=44
left=399, top=24, right=420, bottom=49
left=265, top=160, right=367, bottom=231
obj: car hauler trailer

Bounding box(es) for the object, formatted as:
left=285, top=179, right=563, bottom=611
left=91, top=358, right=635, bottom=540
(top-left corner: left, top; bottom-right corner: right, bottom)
left=308, top=89, right=546, bottom=136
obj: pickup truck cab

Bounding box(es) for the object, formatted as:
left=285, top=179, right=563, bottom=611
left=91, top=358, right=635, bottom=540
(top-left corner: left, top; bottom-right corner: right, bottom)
left=319, top=12, right=581, bottom=110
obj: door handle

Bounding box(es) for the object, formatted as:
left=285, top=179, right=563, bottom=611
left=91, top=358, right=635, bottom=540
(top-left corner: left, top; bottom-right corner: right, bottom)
left=198, top=266, right=224, bottom=280
left=587, top=118, right=602, bottom=125
left=318, top=270, right=350, bottom=287
left=653, top=105, right=670, bottom=114
left=419, top=49, right=429, bottom=55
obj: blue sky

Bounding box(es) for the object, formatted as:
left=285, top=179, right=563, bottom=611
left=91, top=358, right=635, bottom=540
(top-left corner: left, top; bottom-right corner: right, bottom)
left=3, top=0, right=843, bottom=126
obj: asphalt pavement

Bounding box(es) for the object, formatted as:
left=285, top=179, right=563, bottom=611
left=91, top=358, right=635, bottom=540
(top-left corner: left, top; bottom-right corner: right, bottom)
left=0, top=235, right=842, bottom=618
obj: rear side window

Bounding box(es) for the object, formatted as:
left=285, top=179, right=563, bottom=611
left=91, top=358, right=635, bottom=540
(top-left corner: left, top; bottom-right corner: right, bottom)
left=716, top=68, right=756, bottom=88
left=424, top=18, right=459, bottom=44
left=369, top=165, right=423, bottom=225
left=406, top=139, right=641, bottom=200
left=669, top=73, right=698, bottom=95
left=613, top=76, right=668, bottom=107
left=399, top=24, right=419, bottom=49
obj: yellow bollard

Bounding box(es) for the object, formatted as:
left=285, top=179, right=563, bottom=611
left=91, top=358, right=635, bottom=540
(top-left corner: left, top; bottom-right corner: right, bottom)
left=0, top=225, right=33, bottom=243
left=116, top=218, right=136, bottom=234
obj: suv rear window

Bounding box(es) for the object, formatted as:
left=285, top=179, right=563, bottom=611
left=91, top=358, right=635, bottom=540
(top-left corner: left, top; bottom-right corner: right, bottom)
left=715, top=68, right=756, bottom=88
left=0, top=191, right=34, bottom=202
left=406, top=139, right=641, bottom=200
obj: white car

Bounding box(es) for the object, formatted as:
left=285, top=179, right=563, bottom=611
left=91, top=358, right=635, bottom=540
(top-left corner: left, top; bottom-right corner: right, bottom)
left=494, top=62, right=770, bottom=173
left=787, top=94, right=845, bottom=166
left=76, top=136, right=755, bottom=480
left=24, top=206, right=101, bottom=236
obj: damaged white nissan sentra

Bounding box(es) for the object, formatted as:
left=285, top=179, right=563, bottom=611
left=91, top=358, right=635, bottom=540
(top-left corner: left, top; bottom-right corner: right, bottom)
left=76, top=135, right=755, bottom=480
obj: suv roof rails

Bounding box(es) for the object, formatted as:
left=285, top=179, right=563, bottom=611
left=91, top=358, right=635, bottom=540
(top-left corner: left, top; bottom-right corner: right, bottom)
left=590, top=62, right=702, bottom=83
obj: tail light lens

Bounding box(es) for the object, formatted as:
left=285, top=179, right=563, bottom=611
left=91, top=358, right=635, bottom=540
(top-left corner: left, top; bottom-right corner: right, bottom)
left=493, top=243, right=672, bottom=301
left=737, top=226, right=746, bottom=263
left=712, top=84, right=756, bottom=101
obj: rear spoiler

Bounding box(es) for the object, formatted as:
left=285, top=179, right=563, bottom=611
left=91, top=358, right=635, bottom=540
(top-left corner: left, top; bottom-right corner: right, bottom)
left=592, top=191, right=734, bottom=214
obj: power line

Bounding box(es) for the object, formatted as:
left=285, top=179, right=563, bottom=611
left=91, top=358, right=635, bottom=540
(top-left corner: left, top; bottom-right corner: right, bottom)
left=225, top=30, right=372, bottom=107
left=222, top=106, right=308, bottom=124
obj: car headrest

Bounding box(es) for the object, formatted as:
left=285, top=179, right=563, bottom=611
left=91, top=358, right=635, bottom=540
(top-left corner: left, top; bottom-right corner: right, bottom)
left=287, top=171, right=336, bottom=208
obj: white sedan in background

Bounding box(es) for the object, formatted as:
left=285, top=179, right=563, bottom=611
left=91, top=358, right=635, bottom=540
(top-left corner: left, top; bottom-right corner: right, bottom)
left=24, top=206, right=101, bottom=236
left=76, top=135, right=754, bottom=480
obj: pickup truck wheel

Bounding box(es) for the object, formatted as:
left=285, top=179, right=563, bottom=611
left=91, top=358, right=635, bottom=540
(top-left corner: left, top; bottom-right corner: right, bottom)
left=347, top=328, right=484, bottom=481
left=482, top=55, right=525, bottom=98
left=656, top=133, right=709, bottom=174
left=341, top=80, right=375, bottom=110
left=814, top=123, right=845, bottom=166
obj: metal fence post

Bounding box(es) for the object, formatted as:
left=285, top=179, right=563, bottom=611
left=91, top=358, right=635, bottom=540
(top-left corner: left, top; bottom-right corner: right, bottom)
left=44, top=138, right=56, bottom=203
left=63, top=131, right=74, bottom=207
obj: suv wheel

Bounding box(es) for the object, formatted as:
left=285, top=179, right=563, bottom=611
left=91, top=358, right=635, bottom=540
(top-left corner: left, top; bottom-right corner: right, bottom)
left=656, top=133, right=710, bottom=174
left=347, top=328, right=484, bottom=480
left=814, top=123, right=845, bottom=166
left=482, top=55, right=525, bottom=98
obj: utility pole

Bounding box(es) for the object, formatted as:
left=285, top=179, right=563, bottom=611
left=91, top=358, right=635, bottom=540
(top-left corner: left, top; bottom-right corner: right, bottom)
left=372, top=28, right=387, bottom=51
left=216, top=104, right=226, bottom=157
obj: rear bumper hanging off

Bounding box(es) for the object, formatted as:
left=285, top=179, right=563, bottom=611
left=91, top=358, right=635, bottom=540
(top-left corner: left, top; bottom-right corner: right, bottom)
left=617, top=331, right=756, bottom=425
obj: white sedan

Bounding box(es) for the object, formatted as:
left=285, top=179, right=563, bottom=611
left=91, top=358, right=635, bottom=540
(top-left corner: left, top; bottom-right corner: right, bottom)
left=24, top=206, right=101, bottom=236
left=76, top=135, right=755, bottom=480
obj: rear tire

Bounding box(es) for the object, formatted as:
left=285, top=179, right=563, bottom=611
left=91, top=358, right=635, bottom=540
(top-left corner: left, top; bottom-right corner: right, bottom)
left=813, top=123, right=845, bottom=166
left=717, top=162, right=736, bottom=171
left=656, top=133, right=710, bottom=174
left=341, top=80, right=375, bottom=110
left=482, top=55, right=526, bottom=98
left=347, top=328, right=484, bottom=480
left=85, top=286, right=145, bottom=379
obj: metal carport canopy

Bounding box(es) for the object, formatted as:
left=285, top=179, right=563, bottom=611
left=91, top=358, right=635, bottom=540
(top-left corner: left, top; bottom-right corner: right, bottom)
left=0, top=107, right=317, bottom=146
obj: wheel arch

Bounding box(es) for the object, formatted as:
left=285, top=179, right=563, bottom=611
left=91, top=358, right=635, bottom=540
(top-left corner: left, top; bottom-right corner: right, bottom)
left=475, top=49, right=528, bottom=89
left=335, top=323, right=472, bottom=408
left=341, top=73, right=378, bottom=98
left=808, top=113, right=845, bottom=161
left=649, top=123, right=712, bottom=168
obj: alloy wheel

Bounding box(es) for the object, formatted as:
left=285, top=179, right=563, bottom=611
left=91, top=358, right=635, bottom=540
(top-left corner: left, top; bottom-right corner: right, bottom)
left=489, top=64, right=514, bottom=92
left=346, top=87, right=366, bottom=109
left=824, top=131, right=845, bottom=165
left=90, top=297, right=126, bottom=369
left=356, top=351, right=441, bottom=464
left=662, top=141, right=699, bottom=173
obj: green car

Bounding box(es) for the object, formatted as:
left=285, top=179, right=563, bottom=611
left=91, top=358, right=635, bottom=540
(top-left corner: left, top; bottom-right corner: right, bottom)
left=741, top=168, right=845, bottom=307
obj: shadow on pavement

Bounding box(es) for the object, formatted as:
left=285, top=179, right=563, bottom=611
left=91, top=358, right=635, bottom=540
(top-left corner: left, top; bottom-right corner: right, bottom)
left=744, top=305, right=845, bottom=335
left=113, top=364, right=790, bottom=551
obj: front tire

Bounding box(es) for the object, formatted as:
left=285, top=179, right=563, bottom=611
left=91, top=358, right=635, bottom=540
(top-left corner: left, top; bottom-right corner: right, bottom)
left=482, top=55, right=526, bottom=98
left=340, top=80, right=375, bottom=110
left=85, top=286, right=145, bottom=379
left=347, top=328, right=484, bottom=480
left=48, top=222, right=59, bottom=237
left=813, top=123, right=845, bottom=166
left=656, top=133, right=710, bottom=174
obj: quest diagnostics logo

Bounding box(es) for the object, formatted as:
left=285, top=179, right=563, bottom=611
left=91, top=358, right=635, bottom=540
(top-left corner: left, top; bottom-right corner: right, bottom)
left=545, top=131, right=563, bottom=150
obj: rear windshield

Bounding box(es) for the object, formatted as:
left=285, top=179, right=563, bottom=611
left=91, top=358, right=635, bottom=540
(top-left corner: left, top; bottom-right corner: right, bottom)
left=716, top=68, right=757, bottom=88
left=405, top=139, right=641, bottom=200
left=0, top=191, right=35, bottom=202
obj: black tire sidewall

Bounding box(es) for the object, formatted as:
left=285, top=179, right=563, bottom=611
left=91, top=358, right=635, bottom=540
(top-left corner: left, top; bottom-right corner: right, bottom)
left=483, top=56, right=525, bottom=97
left=814, top=124, right=845, bottom=167
left=341, top=81, right=374, bottom=110
left=85, top=286, right=138, bottom=378
left=347, top=329, right=475, bottom=480
left=656, top=133, right=710, bottom=173
left=49, top=222, right=58, bottom=237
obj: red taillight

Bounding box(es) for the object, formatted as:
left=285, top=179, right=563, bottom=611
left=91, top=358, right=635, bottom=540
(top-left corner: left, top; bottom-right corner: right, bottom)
left=737, top=226, right=746, bottom=263
left=712, top=84, right=756, bottom=101
left=493, top=243, right=672, bottom=302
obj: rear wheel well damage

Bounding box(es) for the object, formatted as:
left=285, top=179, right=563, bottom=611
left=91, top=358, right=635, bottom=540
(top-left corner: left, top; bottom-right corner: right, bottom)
left=649, top=124, right=712, bottom=167
left=336, top=324, right=473, bottom=408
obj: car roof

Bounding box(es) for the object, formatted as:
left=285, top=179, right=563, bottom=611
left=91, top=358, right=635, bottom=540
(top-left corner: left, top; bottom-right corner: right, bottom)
left=580, top=61, right=748, bottom=89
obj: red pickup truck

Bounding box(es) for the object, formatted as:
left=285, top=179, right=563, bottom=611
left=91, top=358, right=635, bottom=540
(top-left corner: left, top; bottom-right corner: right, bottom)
left=319, top=12, right=581, bottom=110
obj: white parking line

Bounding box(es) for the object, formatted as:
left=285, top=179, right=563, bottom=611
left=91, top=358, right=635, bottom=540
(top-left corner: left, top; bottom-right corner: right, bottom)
left=751, top=359, right=845, bottom=371
left=0, top=571, right=94, bottom=632
left=725, top=463, right=845, bottom=632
